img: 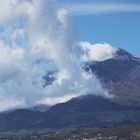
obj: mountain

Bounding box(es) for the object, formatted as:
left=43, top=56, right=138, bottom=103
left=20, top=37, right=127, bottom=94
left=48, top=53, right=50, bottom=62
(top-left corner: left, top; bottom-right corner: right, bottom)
left=0, top=94, right=140, bottom=131
left=84, top=48, right=140, bottom=106
left=41, top=94, right=140, bottom=129
left=0, top=109, right=44, bottom=131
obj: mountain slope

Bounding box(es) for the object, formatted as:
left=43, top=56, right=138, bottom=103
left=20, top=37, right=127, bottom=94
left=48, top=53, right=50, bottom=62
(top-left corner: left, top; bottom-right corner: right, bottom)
left=84, top=48, right=140, bottom=106
left=0, top=95, right=140, bottom=131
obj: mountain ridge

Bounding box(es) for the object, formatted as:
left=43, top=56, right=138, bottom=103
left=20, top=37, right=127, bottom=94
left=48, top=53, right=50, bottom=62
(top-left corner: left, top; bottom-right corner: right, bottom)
left=0, top=94, right=140, bottom=131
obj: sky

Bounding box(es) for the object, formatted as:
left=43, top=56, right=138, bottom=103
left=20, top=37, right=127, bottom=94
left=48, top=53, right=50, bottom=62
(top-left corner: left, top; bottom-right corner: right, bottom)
left=73, top=13, right=140, bottom=56
left=0, top=0, right=139, bottom=111
left=61, top=0, right=140, bottom=56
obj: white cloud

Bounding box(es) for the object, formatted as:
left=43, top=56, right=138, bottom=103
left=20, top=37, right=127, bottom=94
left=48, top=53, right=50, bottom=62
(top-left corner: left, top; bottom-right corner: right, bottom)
left=37, top=94, right=78, bottom=106
left=80, top=41, right=117, bottom=61
left=0, top=41, right=24, bottom=83
left=0, top=0, right=31, bottom=25
left=62, top=3, right=140, bottom=16
left=0, top=98, right=25, bottom=112
left=0, top=0, right=112, bottom=111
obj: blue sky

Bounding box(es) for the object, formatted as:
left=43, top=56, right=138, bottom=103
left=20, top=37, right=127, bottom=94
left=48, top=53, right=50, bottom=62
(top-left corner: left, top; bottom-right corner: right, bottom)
left=62, top=0, right=140, bottom=56
left=61, top=0, right=140, bottom=3
left=73, top=13, right=140, bottom=56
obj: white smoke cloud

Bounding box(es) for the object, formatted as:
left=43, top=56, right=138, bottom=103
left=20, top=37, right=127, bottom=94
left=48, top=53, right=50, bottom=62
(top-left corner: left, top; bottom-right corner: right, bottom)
left=80, top=41, right=117, bottom=62
left=0, top=0, right=111, bottom=111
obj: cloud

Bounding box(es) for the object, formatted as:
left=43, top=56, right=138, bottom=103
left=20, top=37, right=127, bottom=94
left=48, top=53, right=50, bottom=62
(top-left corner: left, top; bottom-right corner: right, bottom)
left=0, top=97, right=25, bottom=112
left=80, top=41, right=117, bottom=62
left=38, top=94, right=78, bottom=106
left=0, top=0, right=111, bottom=111
left=0, top=0, right=31, bottom=25
left=62, top=3, right=140, bottom=16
